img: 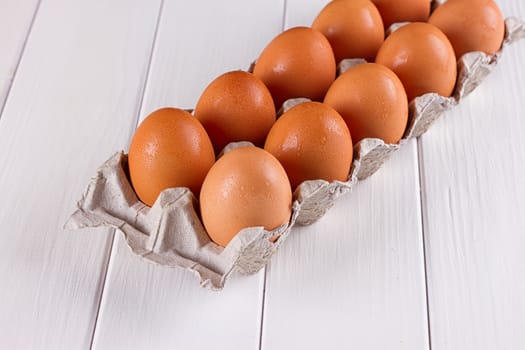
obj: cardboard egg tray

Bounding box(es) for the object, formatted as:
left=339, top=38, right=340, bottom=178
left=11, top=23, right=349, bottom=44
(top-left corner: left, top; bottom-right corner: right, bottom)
left=66, top=16, right=525, bottom=290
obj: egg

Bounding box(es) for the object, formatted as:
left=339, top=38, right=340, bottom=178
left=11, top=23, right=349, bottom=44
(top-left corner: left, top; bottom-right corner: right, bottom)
left=200, top=146, right=292, bottom=247
left=375, top=22, right=457, bottom=101
left=253, top=26, right=336, bottom=109
left=128, top=108, right=215, bottom=206
left=312, top=0, right=384, bottom=62
left=324, top=63, right=408, bottom=144
left=194, top=71, right=276, bottom=154
left=264, top=101, right=353, bottom=189
left=429, top=0, right=505, bottom=58
left=370, top=0, right=430, bottom=29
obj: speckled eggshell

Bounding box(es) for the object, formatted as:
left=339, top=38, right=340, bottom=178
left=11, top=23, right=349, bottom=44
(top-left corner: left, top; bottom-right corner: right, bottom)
left=429, top=0, right=505, bottom=58
left=253, top=26, right=336, bottom=109
left=128, top=108, right=215, bottom=207
left=312, top=0, right=384, bottom=62
left=375, top=22, right=457, bottom=102
left=324, top=63, right=408, bottom=144
left=199, top=146, right=292, bottom=248
left=264, top=101, right=353, bottom=189
left=194, top=70, right=276, bottom=154
left=370, top=0, right=430, bottom=29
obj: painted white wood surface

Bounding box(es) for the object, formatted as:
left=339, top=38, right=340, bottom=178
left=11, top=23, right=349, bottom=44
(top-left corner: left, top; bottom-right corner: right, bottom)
left=1, top=0, right=525, bottom=349
left=260, top=1, right=429, bottom=349
left=91, top=1, right=285, bottom=349
left=0, top=0, right=161, bottom=348
left=261, top=144, right=430, bottom=350
left=420, top=1, right=525, bottom=349
left=0, top=0, right=40, bottom=108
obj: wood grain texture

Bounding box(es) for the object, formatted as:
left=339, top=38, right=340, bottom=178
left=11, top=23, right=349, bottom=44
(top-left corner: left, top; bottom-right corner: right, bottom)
left=2, top=0, right=524, bottom=349
left=139, top=0, right=286, bottom=112
left=420, top=1, right=525, bottom=349
left=260, top=1, right=429, bottom=349
left=91, top=1, right=285, bottom=349
left=262, top=143, right=429, bottom=350
left=0, top=0, right=40, bottom=109
left=0, top=0, right=161, bottom=348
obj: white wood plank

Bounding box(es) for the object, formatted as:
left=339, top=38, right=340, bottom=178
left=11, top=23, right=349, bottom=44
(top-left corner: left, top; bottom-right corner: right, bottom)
left=91, top=1, right=285, bottom=349
left=0, top=0, right=40, bottom=108
left=261, top=2, right=429, bottom=348
left=262, top=143, right=429, bottom=349
left=420, top=1, right=525, bottom=349
left=93, top=239, right=266, bottom=350
left=0, top=0, right=161, bottom=348
left=139, top=0, right=286, bottom=111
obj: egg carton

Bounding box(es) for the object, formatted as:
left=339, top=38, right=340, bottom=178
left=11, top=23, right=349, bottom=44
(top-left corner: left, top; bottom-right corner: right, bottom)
left=284, top=16, right=525, bottom=223
left=65, top=16, right=525, bottom=290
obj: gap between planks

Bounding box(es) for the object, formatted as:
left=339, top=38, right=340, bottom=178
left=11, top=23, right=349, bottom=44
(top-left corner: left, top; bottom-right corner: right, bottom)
left=88, top=1, right=166, bottom=348
left=0, top=0, right=42, bottom=121
left=258, top=1, right=288, bottom=348
left=417, top=137, right=433, bottom=350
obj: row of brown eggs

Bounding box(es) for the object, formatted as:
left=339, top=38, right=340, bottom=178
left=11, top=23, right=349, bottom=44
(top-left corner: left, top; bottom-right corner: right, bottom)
left=128, top=0, right=505, bottom=247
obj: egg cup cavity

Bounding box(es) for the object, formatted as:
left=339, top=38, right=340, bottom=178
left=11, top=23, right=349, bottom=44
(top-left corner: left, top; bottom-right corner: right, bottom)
left=337, top=58, right=368, bottom=75
left=293, top=177, right=356, bottom=225
left=276, top=97, right=312, bottom=117
left=351, top=139, right=401, bottom=180
left=217, top=141, right=256, bottom=158
left=229, top=203, right=300, bottom=275
left=65, top=151, right=298, bottom=290
left=385, top=21, right=410, bottom=36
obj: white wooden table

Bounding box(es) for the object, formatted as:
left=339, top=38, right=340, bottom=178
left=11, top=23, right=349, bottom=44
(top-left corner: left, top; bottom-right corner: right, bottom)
left=1, top=0, right=524, bottom=349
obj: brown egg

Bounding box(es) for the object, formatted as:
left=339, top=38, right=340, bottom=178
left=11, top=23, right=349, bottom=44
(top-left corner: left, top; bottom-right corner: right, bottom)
left=253, top=26, right=336, bottom=109
left=128, top=108, right=215, bottom=206
left=264, top=101, right=353, bottom=189
left=200, top=146, right=292, bottom=247
left=194, top=71, right=276, bottom=154
left=375, top=22, right=457, bottom=101
left=429, top=0, right=505, bottom=58
left=324, top=63, right=408, bottom=144
left=312, top=0, right=384, bottom=62
left=370, top=0, right=430, bottom=29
